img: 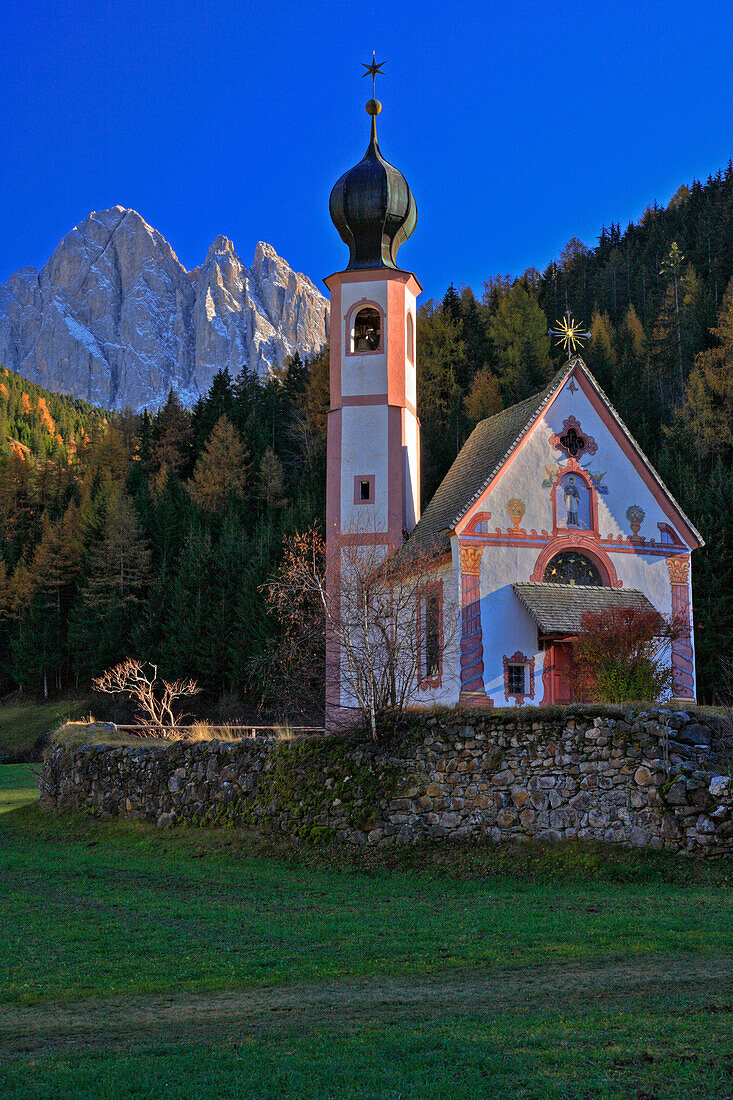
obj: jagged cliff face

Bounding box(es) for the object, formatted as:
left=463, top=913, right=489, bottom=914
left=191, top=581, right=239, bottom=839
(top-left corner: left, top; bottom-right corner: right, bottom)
left=0, top=207, right=329, bottom=411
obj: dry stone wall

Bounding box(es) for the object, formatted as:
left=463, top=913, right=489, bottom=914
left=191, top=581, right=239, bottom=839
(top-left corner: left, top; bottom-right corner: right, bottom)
left=39, top=710, right=733, bottom=855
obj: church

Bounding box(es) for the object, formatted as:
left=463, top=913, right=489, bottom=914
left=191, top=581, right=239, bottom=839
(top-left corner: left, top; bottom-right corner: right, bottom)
left=324, top=81, right=703, bottom=722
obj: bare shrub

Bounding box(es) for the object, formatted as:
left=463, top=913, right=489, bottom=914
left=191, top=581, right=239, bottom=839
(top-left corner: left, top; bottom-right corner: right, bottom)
left=92, top=659, right=200, bottom=727
left=267, top=522, right=458, bottom=738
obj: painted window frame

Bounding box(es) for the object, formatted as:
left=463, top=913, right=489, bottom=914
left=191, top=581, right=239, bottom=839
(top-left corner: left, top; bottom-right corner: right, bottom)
left=417, top=579, right=444, bottom=690
left=503, top=651, right=535, bottom=706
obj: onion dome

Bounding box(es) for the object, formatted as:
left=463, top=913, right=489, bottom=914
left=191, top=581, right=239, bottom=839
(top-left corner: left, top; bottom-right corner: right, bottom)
left=329, top=99, right=417, bottom=271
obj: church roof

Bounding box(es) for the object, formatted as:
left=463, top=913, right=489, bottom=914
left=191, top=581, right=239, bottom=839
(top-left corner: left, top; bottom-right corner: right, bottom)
left=402, top=356, right=703, bottom=559
left=403, top=364, right=571, bottom=557
left=512, top=583, right=657, bottom=635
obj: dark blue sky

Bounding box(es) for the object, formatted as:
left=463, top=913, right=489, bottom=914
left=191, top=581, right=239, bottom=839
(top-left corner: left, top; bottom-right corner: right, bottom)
left=3, top=0, right=733, bottom=302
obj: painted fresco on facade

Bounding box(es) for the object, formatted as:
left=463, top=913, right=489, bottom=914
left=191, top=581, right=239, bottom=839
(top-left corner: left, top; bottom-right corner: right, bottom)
left=559, top=472, right=590, bottom=529
left=542, top=459, right=609, bottom=497
left=626, top=504, right=646, bottom=536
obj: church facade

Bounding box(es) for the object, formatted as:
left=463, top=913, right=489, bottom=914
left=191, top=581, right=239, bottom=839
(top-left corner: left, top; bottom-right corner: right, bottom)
left=325, top=92, right=703, bottom=721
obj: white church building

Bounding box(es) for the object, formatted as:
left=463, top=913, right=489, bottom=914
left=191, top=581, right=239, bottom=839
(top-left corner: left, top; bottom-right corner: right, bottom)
left=324, top=86, right=703, bottom=722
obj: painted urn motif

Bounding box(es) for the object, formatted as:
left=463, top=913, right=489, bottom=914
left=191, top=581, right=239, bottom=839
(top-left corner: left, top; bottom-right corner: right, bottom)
left=506, top=498, right=526, bottom=532
left=626, top=504, right=645, bottom=537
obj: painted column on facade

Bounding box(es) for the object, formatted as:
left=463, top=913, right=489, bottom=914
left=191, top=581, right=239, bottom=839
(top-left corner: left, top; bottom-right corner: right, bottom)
left=459, top=544, right=492, bottom=706
left=667, top=555, right=695, bottom=700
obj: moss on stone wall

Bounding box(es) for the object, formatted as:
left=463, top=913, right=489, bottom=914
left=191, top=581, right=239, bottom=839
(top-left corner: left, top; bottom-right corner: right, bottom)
left=243, top=738, right=403, bottom=839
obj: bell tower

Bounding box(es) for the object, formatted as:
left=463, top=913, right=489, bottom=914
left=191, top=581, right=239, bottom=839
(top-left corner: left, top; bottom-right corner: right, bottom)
left=325, top=70, right=421, bottom=560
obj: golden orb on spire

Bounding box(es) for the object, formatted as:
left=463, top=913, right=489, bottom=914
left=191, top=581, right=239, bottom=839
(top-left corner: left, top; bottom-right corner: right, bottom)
left=365, top=99, right=382, bottom=116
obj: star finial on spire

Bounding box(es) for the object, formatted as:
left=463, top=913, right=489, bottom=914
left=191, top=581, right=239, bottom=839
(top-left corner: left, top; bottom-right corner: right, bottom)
left=361, top=52, right=386, bottom=98
left=548, top=309, right=591, bottom=360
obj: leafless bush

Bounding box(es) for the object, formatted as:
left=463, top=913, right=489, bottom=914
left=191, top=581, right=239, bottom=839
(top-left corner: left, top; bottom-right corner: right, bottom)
left=267, top=521, right=458, bottom=738
left=92, top=659, right=200, bottom=726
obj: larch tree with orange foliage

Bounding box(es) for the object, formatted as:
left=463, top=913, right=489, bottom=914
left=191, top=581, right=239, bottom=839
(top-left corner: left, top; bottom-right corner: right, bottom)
left=190, top=415, right=249, bottom=514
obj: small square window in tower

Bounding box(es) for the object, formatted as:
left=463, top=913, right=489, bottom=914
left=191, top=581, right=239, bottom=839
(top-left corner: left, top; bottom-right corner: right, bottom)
left=507, top=664, right=526, bottom=696
left=352, top=307, right=381, bottom=352
left=353, top=475, right=375, bottom=505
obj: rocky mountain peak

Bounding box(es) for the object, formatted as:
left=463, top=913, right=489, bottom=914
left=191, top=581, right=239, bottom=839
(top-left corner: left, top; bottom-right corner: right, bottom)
left=0, top=208, right=328, bottom=411
left=206, top=235, right=237, bottom=260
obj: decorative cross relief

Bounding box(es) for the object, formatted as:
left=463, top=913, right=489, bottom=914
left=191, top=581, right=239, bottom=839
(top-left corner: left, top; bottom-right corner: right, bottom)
left=550, top=416, right=598, bottom=462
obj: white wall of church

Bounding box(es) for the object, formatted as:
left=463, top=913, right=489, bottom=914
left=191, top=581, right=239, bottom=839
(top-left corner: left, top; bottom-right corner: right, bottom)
left=409, top=560, right=462, bottom=708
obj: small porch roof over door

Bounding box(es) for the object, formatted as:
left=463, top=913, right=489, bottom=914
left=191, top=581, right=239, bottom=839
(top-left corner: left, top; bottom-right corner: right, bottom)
left=512, top=583, right=657, bottom=636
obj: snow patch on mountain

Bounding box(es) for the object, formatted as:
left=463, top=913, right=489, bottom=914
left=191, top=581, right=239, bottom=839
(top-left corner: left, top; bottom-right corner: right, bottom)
left=0, top=208, right=329, bottom=411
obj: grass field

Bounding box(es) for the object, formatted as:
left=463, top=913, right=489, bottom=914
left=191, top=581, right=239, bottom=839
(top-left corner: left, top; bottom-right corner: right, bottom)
left=0, top=696, right=89, bottom=759
left=2, top=763, right=733, bottom=1098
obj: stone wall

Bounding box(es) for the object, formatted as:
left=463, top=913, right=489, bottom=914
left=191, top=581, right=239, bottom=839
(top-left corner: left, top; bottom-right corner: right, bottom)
left=39, top=709, right=733, bottom=855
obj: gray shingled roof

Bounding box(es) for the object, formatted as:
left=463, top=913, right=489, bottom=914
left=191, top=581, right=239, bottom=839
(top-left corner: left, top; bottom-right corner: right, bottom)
left=513, top=583, right=657, bottom=635
left=402, top=364, right=572, bottom=557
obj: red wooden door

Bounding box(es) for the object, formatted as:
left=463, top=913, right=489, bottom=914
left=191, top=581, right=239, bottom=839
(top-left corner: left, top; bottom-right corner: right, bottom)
left=550, top=642, right=574, bottom=704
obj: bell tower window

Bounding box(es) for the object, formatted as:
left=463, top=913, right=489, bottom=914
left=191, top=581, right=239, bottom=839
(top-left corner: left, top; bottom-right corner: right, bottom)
left=406, top=312, right=414, bottom=363
left=351, top=306, right=381, bottom=353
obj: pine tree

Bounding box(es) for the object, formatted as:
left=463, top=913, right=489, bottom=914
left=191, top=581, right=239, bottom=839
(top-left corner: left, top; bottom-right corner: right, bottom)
left=190, top=415, right=249, bottom=514
left=586, top=310, right=617, bottom=394
left=464, top=366, right=502, bottom=426
left=488, top=284, right=551, bottom=402
left=72, top=491, right=151, bottom=676
left=416, top=302, right=465, bottom=503
left=11, top=507, right=82, bottom=696
left=151, top=391, right=192, bottom=474
left=258, top=446, right=286, bottom=508
left=682, top=277, right=733, bottom=456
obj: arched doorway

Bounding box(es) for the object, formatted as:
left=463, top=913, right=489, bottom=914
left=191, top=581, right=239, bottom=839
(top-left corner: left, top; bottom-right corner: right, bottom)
left=539, top=550, right=605, bottom=704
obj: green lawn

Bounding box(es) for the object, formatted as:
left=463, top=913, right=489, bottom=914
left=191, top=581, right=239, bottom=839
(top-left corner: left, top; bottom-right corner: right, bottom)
left=0, top=695, right=89, bottom=758
left=1, top=763, right=733, bottom=1098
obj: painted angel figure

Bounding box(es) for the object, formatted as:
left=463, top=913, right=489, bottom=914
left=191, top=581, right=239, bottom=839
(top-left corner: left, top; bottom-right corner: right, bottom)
left=564, top=475, right=580, bottom=526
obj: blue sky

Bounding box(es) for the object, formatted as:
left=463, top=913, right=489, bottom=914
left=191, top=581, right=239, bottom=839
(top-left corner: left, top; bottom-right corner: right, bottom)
left=3, top=0, right=733, bottom=301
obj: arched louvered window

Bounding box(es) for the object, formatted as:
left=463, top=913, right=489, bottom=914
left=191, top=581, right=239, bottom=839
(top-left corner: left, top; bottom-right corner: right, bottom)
left=351, top=307, right=381, bottom=352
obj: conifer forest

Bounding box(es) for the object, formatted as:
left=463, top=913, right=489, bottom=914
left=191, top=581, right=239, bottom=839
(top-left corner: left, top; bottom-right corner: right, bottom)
left=1, top=167, right=733, bottom=712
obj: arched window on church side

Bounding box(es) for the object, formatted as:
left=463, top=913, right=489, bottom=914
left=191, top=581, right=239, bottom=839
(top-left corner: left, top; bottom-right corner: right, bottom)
left=406, top=312, right=414, bottom=363
left=351, top=306, right=381, bottom=353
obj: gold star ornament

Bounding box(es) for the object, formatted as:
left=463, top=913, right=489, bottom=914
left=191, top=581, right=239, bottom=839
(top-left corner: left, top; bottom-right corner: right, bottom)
left=548, top=310, right=591, bottom=359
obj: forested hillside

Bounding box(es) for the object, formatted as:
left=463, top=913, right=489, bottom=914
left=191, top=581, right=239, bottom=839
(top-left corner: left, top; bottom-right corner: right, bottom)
left=1, top=163, right=732, bottom=709
left=0, top=358, right=329, bottom=711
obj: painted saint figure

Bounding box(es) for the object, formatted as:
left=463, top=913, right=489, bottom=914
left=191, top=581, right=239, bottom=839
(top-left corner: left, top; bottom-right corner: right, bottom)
left=564, top=475, right=580, bottom=526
